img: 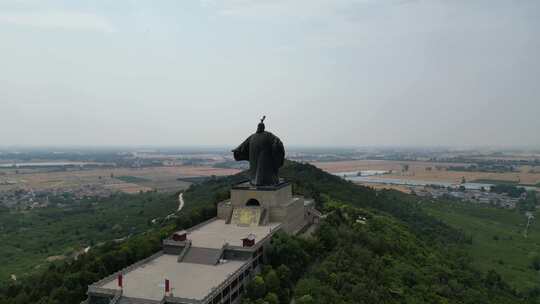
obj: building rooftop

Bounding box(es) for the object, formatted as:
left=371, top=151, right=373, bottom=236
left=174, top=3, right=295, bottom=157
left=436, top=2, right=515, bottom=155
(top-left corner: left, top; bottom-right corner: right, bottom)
left=187, top=219, right=281, bottom=249
left=101, top=254, right=245, bottom=301
left=94, top=220, right=282, bottom=302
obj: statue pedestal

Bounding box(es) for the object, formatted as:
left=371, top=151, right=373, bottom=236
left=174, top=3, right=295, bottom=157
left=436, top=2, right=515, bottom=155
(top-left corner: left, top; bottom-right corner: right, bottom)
left=217, top=180, right=306, bottom=234
left=231, top=181, right=292, bottom=209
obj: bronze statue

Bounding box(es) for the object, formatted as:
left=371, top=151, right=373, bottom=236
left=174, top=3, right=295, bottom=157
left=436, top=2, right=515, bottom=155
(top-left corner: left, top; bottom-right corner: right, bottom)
left=233, top=116, right=285, bottom=186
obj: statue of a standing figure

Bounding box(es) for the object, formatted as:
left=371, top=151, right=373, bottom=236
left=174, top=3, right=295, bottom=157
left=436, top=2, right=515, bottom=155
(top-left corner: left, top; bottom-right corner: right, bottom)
left=233, top=116, right=285, bottom=186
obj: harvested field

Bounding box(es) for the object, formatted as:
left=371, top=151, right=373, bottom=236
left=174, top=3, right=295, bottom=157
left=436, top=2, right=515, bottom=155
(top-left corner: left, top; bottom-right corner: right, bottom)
left=311, top=160, right=540, bottom=186
left=105, top=183, right=153, bottom=194
left=0, top=166, right=241, bottom=193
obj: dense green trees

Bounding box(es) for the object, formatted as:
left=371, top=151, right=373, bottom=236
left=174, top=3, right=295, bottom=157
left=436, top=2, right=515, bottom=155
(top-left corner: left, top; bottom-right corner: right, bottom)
left=0, top=191, right=217, bottom=304
left=243, top=204, right=526, bottom=304
left=518, top=191, right=538, bottom=212
left=531, top=255, right=540, bottom=271
left=0, top=190, right=181, bottom=280
left=0, top=234, right=158, bottom=304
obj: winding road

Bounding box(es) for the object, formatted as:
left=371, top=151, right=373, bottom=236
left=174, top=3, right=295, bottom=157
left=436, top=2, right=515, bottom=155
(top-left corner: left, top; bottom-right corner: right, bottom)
left=177, top=192, right=185, bottom=212
left=164, top=193, right=185, bottom=221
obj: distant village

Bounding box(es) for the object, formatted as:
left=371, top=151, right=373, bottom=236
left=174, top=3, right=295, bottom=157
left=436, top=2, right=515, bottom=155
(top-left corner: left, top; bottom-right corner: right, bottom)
left=412, top=186, right=526, bottom=209
left=0, top=185, right=116, bottom=210
left=337, top=168, right=536, bottom=210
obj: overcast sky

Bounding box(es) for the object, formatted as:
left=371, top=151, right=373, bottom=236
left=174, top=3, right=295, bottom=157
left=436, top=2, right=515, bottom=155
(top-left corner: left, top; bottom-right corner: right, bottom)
left=0, top=0, right=539, bottom=148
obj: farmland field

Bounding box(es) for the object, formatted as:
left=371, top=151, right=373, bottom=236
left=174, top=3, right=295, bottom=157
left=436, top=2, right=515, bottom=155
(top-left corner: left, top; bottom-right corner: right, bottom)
left=470, top=179, right=520, bottom=185
left=115, top=176, right=150, bottom=183
left=311, top=160, right=540, bottom=186
left=0, top=165, right=240, bottom=193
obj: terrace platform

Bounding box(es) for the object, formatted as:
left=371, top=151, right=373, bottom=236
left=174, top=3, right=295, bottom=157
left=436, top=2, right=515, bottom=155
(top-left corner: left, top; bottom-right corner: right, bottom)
left=187, top=219, right=280, bottom=249
left=101, top=254, right=244, bottom=301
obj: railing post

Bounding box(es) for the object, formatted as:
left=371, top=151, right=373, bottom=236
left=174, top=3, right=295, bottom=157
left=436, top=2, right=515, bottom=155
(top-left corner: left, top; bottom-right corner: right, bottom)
left=117, top=274, right=123, bottom=289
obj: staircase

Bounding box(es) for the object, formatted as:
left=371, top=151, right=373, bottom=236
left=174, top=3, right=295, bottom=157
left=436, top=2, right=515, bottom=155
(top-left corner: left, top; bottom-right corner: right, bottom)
left=225, top=207, right=234, bottom=224
left=214, top=243, right=228, bottom=265
left=258, top=208, right=268, bottom=225
left=182, top=247, right=223, bottom=265
left=177, top=240, right=192, bottom=262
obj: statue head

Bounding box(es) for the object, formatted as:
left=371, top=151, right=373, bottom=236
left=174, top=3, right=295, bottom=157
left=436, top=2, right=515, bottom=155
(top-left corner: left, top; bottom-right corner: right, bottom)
left=256, top=116, right=266, bottom=133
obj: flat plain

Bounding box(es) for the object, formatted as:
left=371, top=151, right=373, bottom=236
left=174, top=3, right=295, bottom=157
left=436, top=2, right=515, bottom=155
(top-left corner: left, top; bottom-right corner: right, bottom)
left=0, top=165, right=241, bottom=193
left=311, top=160, right=540, bottom=186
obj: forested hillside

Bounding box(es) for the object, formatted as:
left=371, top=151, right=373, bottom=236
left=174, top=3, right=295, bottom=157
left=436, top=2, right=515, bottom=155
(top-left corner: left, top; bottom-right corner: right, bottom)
left=0, top=191, right=178, bottom=281
left=424, top=199, right=540, bottom=293
left=0, top=161, right=534, bottom=304
left=241, top=162, right=532, bottom=304
left=243, top=203, right=530, bottom=304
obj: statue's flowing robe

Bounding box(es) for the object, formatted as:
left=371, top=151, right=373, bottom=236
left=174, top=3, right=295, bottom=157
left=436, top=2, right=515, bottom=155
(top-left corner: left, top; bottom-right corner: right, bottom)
left=233, top=131, right=285, bottom=186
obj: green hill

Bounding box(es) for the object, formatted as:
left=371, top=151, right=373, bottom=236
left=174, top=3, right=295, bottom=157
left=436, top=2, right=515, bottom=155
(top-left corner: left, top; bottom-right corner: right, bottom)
left=242, top=162, right=528, bottom=304
left=424, top=200, right=540, bottom=293
left=0, top=191, right=178, bottom=281
left=0, top=161, right=533, bottom=304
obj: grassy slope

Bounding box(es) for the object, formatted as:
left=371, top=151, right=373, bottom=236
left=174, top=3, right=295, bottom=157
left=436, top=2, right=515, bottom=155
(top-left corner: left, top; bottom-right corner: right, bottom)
left=0, top=191, right=178, bottom=281
left=423, top=201, right=540, bottom=291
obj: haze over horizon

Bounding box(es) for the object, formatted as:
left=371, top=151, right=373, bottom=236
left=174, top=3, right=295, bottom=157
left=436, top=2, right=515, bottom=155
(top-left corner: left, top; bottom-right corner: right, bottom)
left=1, top=0, right=539, bottom=148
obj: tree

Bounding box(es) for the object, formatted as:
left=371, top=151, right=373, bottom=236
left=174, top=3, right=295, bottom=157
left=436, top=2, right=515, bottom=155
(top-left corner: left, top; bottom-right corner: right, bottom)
left=267, top=233, right=310, bottom=279
left=402, top=164, right=409, bottom=173
left=13, top=292, right=30, bottom=304
left=295, top=278, right=322, bottom=301
left=531, top=255, right=540, bottom=271
left=277, top=288, right=290, bottom=304
left=297, top=295, right=314, bottom=304
left=485, top=270, right=505, bottom=290
left=264, top=293, right=279, bottom=304
left=264, top=270, right=280, bottom=294
left=247, top=276, right=266, bottom=299
left=276, top=264, right=292, bottom=288
left=317, top=223, right=338, bottom=250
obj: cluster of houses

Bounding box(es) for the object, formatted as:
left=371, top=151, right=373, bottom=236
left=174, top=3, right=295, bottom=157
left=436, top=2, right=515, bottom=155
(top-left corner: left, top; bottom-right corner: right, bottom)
left=0, top=188, right=40, bottom=209
left=0, top=184, right=116, bottom=210
left=414, top=187, right=525, bottom=209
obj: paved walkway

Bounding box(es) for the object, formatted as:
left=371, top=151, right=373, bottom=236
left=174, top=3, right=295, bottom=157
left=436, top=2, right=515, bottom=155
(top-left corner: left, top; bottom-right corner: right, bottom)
left=177, top=193, right=184, bottom=212
left=165, top=193, right=185, bottom=221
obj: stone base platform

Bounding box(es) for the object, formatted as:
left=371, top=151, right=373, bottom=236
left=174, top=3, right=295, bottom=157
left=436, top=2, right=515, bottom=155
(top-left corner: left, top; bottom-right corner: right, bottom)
left=218, top=180, right=306, bottom=234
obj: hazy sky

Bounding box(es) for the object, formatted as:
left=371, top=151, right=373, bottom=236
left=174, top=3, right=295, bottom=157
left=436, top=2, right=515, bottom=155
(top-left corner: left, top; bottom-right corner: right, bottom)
left=1, top=0, right=539, bottom=148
